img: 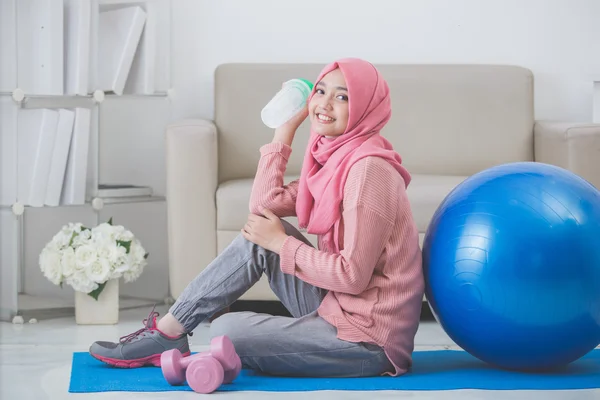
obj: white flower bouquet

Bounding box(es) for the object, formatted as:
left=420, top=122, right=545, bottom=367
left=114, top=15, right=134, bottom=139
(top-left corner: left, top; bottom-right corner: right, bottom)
left=39, top=218, right=148, bottom=300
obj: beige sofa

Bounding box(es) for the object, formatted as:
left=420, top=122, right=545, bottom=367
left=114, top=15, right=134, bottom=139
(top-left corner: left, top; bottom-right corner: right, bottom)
left=165, top=63, right=600, bottom=301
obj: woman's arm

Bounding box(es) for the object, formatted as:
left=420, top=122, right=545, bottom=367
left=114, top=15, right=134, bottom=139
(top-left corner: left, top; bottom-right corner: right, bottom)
left=278, top=157, right=401, bottom=295
left=249, top=107, right=308, bottom=217
left=249, top=142, right=299, bottom=217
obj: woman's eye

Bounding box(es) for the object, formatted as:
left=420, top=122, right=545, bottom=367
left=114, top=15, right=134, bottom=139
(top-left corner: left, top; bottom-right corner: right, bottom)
left=316, top=89, right=325, bottom=95
left=337, top=95, right=348, bottom=101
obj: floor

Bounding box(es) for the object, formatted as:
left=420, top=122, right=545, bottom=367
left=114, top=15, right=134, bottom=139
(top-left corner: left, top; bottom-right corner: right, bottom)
left=1, top=305, right=598, bottom=400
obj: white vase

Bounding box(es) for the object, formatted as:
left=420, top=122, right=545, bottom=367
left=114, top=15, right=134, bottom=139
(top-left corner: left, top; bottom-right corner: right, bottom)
left=75, top=279, right=119, bottom=325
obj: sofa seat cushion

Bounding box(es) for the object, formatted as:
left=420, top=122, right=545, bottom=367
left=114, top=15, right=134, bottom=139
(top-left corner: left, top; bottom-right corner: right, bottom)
left=216, top=173, right=467, bottom=234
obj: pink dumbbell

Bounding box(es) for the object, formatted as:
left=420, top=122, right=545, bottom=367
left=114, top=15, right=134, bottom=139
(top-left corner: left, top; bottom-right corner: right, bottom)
left=161, top=335, right=242, bottom=394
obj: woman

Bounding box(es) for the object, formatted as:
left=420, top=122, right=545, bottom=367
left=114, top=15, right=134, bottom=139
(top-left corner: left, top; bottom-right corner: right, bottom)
left=90, top=58, right=424, bottom=378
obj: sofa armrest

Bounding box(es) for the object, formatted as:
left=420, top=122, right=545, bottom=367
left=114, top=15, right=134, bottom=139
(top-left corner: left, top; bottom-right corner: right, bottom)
left=534, top=121, right=600, bottom=189
left=165, top=119, right=218, bottom=298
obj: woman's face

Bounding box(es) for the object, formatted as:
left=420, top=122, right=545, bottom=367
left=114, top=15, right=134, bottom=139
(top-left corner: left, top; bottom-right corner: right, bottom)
left=308, top=68, right=349, bottom=138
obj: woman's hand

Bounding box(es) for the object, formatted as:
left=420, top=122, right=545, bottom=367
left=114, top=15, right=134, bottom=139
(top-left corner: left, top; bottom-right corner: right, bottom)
left=272, top=104, right=309, bottom=146
left=241, top=207, right=289, bottom=253
left=281, top=105, right=309, bottom=132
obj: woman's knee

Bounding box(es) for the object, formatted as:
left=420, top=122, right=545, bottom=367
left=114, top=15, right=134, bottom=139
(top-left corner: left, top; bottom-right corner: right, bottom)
left=280, top=220, right=312, bottom=246
left=236, top=218, right=313, bottom=252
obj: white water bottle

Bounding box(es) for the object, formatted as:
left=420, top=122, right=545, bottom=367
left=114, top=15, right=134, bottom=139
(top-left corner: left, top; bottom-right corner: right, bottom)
left=261, top=78, right=314, bottom=129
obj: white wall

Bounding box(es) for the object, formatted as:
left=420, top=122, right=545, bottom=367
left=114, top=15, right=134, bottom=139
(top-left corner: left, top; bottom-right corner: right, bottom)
left=170, top=0, right=599, bottom=123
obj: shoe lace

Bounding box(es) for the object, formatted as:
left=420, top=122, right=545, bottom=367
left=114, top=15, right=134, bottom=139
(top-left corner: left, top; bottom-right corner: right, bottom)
left=118, top=305, right=193, bottom=344
left=119, top=306, right=160, bottom=344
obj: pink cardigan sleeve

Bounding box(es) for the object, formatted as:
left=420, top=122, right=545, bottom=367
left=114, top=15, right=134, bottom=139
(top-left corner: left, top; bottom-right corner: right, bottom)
left=278, top=157, right=399, bottom=295
left=249, top=142, right=299, bottom=217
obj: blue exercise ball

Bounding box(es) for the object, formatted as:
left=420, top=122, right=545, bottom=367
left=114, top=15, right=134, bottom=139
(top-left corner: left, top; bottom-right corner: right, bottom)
left=423, top=162, right=600, bottom=371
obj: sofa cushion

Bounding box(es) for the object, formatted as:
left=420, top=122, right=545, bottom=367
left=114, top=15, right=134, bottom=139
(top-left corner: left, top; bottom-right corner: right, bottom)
left=216, top=174, right=467, bottom=235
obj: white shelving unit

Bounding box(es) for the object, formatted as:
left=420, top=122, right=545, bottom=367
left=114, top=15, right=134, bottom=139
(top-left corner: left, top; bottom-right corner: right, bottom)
left=0, top=0, right=173, bottom=322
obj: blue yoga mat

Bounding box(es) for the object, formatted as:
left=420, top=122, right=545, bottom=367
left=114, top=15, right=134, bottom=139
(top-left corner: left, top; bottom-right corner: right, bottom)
left=69, top=349, right=600, bottom=393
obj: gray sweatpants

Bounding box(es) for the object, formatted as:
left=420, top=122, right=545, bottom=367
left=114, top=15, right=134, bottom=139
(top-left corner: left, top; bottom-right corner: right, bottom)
left=169, top=219, right=394, bottom=377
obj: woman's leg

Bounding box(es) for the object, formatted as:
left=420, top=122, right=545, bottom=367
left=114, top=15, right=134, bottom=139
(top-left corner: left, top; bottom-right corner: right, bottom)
left=166, top=219, right=327, bottom=333
left=89, top=219, right=327, bottom=367
left=210, top=311, right=394, bottom=378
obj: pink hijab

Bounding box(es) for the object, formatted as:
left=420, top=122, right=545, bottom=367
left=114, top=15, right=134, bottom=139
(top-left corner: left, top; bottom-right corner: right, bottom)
left=295, top=58, right=411, bottom=242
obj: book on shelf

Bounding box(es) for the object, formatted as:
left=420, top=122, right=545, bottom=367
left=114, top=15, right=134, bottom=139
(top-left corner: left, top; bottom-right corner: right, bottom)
left=17, top=109, right=60, bottom=207
left=15, top=0, right=64, bottom=95
left=61, top=108, right=92, bottom=206
left=97, top=184, right=153, bottom=198
left=97, top=6, right=147, bottom=95
left=64, top=0, right=92, bottom=96
left=45, top=109, right=76, bottom=206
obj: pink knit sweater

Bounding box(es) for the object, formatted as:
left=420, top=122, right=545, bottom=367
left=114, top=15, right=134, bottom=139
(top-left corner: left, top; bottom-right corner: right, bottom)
left=249, top=142, right=425, bottom=376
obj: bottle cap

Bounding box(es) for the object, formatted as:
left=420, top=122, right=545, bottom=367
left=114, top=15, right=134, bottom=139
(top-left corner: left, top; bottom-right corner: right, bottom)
left=286, top=78, right=314, bottom=97
left=297, top=78, right=314, bottom=91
